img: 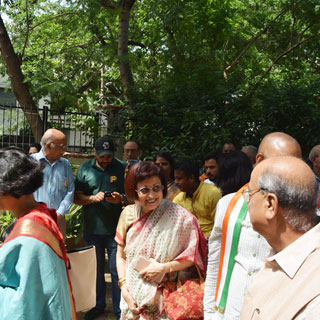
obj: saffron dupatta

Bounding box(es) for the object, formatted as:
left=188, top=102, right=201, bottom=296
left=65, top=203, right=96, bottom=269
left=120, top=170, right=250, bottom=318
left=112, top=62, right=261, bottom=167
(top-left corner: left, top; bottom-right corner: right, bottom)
left=119, top=199, right=207, bottom=320
left=2, top=203, right=77, bottom=320
left=214, top=184, right=248, bottom=313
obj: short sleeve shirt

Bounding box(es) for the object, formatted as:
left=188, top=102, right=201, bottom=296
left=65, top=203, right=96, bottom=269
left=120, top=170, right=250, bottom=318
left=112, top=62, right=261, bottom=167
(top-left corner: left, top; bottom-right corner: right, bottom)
left=75, top=158, right=125, bottom=235
left=173, top=182, right=222, bottom=236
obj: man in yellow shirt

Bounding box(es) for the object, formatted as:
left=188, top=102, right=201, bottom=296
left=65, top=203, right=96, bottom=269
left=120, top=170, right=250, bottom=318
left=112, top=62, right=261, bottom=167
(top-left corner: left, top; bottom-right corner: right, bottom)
left=173, top=159, right=222, bottom=238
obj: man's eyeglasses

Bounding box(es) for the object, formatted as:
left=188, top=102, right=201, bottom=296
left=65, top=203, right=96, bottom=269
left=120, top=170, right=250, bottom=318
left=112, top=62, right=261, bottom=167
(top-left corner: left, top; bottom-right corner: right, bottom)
left=242, top=187, right=262, bottom=202
left=136, top=184, right=164, bottom=195
left=51, top=142, right=68, bottom=149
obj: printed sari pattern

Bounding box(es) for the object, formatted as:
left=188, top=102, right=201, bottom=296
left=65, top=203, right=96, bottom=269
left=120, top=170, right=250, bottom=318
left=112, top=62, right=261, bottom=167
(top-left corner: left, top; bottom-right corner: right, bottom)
left=120, top=199, right=207, bottom=320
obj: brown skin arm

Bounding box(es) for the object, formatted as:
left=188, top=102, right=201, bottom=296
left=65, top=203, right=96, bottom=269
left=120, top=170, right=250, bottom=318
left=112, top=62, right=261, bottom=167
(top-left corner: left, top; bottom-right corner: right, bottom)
left=139, top=260, right=193, bottom=283
left=74, top=190, right=123, bottom=205
left=73, top=190, right=105, bottom=205
left=116, top=245, right=141, bottom=317
left=105, top=191, right=123, bottom=204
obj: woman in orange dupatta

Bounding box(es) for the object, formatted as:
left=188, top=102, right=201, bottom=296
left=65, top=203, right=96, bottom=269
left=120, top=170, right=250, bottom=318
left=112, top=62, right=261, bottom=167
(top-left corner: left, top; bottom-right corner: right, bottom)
left=0, top=147, right=77, bottom=320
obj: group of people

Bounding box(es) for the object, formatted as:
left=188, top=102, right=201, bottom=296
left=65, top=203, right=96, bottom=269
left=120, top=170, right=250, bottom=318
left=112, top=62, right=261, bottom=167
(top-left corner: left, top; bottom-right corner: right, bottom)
left=0, top=129, right=320, bottom=320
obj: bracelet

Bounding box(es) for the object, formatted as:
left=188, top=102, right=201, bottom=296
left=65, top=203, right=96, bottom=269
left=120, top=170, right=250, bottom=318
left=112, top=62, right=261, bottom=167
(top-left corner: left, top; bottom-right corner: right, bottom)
left=118, top=277, right=126, bottom=289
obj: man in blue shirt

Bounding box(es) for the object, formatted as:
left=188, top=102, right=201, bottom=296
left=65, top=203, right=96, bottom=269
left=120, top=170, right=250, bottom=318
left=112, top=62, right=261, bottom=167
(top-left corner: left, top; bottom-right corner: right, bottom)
left=32, top=128, right=75, bottom=236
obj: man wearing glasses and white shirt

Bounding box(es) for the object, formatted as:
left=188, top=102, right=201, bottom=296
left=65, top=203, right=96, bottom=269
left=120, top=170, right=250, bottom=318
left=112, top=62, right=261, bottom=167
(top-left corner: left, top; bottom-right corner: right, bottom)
left=204, top=132, right=302, bottom=320
left=32, top=128, right=74, bottom=237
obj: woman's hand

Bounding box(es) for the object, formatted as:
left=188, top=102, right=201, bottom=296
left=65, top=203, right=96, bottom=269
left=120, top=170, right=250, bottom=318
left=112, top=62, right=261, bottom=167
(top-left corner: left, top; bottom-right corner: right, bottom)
left=117, top=245, right=141, bottom=317
left=139, top=259, right=166, bottom=283
left=122, top=285, right=141, bottom=318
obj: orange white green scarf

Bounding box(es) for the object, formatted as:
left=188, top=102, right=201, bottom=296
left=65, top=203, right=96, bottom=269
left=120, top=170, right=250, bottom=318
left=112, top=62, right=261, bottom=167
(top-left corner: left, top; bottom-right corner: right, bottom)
left=215, top=184, right=248, bottom=313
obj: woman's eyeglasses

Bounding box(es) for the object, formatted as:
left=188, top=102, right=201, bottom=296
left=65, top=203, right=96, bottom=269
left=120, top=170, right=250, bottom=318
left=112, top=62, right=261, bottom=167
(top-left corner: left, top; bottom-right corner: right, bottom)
left=136, top=184, right=164, bottom=195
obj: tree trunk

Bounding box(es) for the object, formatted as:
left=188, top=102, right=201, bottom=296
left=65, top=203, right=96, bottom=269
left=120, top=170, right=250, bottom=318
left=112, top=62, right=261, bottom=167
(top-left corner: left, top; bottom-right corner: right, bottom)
left=118, top=0, right=136, bottom=105
left=0, top=15, right=43, bottom=142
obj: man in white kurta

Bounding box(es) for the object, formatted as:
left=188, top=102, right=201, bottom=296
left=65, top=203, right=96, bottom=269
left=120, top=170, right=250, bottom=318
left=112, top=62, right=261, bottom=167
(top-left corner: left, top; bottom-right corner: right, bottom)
left=204, top=132, right=302, bottom=320
left=204, top=193, right=269, bottom=319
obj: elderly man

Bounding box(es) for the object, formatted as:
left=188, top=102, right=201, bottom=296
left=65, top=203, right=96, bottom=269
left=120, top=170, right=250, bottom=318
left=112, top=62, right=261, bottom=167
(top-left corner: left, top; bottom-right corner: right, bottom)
left=123, top=139, right=140, bottom=162
left=204, top=132, right=302, bottom=320
left=74, top=135, right=125, bottom=320
left=309, top=145, right=320, bottom=189
left=32, top=128, right=74, bottom=236
left=241, top=156, right=320, bottom=319
left=241, top=145, right=257, bottom=167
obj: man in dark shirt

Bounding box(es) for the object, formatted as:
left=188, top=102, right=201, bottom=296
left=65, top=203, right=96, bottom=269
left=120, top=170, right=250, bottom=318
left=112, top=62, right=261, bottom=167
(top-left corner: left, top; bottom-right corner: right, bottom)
left=74, top=136, right=125, bottom=320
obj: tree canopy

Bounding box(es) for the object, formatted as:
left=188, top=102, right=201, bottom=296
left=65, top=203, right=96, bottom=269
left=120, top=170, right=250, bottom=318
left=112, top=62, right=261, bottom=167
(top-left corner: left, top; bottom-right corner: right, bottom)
left=0, top=0, right=319, bottom=160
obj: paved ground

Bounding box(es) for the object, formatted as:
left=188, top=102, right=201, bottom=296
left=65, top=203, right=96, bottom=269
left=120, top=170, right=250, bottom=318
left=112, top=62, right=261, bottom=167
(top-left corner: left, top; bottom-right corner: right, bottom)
left=77, top=273, right=118, bottom=320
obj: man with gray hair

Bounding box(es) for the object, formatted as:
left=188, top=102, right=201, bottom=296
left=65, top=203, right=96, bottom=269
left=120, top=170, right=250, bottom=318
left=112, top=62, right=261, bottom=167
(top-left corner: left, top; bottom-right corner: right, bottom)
left=32, top=128, right=74, bottom=236
left=241, top=156, right=320, bottom=319
left=309, top=144, right=320, bottom=189
left=241, top=145, right=257, bottom=166
left=204, top=132, right=302, bottom=320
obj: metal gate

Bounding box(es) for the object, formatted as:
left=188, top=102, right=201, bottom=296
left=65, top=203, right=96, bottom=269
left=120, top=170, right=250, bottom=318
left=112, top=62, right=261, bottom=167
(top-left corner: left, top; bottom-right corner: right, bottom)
left=0, top=104, right=108, bottom=152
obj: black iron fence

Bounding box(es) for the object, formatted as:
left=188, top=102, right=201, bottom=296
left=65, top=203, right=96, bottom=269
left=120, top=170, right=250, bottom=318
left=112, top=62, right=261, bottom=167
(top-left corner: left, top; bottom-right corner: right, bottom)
left=0, top=104, right=108, bottom=152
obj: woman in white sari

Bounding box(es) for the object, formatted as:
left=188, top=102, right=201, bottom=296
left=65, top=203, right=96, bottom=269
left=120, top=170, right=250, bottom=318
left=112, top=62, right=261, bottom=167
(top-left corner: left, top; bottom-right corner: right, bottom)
left=115, top=161, right=207, bottom=320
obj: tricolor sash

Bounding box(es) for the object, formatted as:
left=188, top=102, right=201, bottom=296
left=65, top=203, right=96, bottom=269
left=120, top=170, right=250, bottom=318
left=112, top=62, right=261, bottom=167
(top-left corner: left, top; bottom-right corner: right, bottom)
left=215, top=184, right=248, bottom=312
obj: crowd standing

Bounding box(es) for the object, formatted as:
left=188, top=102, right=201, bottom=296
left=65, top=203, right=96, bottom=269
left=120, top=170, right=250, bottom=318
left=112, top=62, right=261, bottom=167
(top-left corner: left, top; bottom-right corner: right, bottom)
left=0, top=130, right=320, bottom=320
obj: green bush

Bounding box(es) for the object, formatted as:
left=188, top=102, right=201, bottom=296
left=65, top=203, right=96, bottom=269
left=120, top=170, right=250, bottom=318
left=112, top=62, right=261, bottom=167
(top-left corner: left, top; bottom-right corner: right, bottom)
left=0, top=211, right=16, bottom=240
left=65, top=204, right=83, bottom=244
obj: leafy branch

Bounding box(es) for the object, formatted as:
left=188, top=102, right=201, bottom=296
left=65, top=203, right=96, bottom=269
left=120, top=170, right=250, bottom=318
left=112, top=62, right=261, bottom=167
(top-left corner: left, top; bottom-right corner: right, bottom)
left=252, top=33, right=320, bottom=92
left=224, top=8, right=287, bottom=77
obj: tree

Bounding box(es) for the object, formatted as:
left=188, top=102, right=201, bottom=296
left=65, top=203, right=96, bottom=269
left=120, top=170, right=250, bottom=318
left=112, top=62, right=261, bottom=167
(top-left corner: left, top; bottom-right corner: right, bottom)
left=0, top=14, right=43, bottom=141
left=1, top=0, right=320, bottom=158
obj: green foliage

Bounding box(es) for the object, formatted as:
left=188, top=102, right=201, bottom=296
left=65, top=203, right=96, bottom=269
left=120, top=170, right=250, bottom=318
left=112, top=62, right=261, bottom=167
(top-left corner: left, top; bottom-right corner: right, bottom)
left=0, top=210, right=15, bottom=239
left=65, top=203, right=83, bottom=242
left=1, top=0, right=320, bottom=161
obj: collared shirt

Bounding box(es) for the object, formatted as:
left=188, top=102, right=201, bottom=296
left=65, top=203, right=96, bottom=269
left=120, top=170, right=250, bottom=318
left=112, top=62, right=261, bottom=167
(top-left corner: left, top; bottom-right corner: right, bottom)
left=204, top=178, right=216, bottom=186
left=173, top=182, right=222, bottom=236
left=267, top=223, right=320, bottom=278
left=32, top=150, right=75, bottom=216
left=75, top=158, right=125, bottom=235
left=241, top=223, right=320, bottom=319
left=204, top=193, right=270, bottom=320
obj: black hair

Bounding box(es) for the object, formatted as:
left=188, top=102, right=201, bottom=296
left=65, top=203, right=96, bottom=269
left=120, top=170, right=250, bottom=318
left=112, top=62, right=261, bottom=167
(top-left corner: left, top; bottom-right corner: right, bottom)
left=29, top=143, right=41, bottom=152
left=204, top=151, right=220, bottom=162
left=154, top=150, right=175, bottom=180
left=0, top=147, right=44, bottom=198
left=175, top=159, right=199, bottom=179
left=216, top=151, right=252, bottom=196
